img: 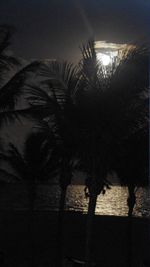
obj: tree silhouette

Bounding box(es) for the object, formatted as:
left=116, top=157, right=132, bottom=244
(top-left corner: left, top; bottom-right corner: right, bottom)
left=114, top=126, right=149, bottom=217
left=75, top=39, right=149, bottom=267
left=24, top=60, right=80, bottom=266
left=0, top=25, right=45, bottom=131
left=0, top=123, right=58, bottom=267
left=0, top=25, right=20, bottom=85
left=1, top=31, right=147, bottom=267
left=111, top=125, right=149, bottom=267
left=0, top=124, right=57, bottom=201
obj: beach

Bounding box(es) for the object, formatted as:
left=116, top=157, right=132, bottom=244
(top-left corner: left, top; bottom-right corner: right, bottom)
left=0, top=211, right=149, bottom=267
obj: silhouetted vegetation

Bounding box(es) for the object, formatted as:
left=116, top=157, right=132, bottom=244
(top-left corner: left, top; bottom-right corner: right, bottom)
left=0, top=25, right=149, bottom=267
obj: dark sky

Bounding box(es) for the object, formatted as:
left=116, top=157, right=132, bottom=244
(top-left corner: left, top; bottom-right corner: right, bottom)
left=0, top=0, right=149, bottom=63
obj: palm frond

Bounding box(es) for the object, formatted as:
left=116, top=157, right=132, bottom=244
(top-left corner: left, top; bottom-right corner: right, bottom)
left=0, top=24, right=14, bottom=53
left=23, top=123, right=59, bottom=182
left=40, top=60, right=79, bottom=100
left=0, top=168, right=20, bottom=183
left=0, top=106, right=53, bottom=128
left=78, top=39, right=104, bottom=94
left=0, top=61, right=41, bottom=111
left=0, top=25, right=21, bottom=86
left=24, top=84, right=58, bottom=115
left=0, top=54, right=21, bottom=77
left=0, top=147, right=26, bottom=179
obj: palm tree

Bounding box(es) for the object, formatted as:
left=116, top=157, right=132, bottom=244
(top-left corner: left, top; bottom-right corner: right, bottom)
left=20, top=40, right=148, bottom=267
left=23, top=61, right=80, bottom=266
left=112, top=126, right=149, bottom=267
left=0, top=124, right=58, bottom=267
left=0, top=28, right=75, bottom=265
left=0, top=124, right=57, bottom=205
left=0, top=24, right=20, bottom=86
left=0, top=24, right=46, bottom=131
left=0, top=60, right=44, bottom=127
left=114, top=126, right=149, bottom=217
left=75, top=40, right=149, bottom=267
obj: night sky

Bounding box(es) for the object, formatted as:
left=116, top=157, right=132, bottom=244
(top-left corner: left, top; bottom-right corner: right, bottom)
left=0, top=0, right=149, bottom=63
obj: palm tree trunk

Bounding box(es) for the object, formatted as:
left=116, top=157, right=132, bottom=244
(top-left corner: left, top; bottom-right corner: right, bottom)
left=85, top=193, right=97, bottom=267
left=126, top=185, right=135, bottom=267
left=55, top=186, right=67, bottom=267
left=127, top=216, right=133, bottom=267
left=85, top=129, right=98, bottom=267
left=27, top=181, right=36, bottom=267
left=127, top=185, right=136, bottom=217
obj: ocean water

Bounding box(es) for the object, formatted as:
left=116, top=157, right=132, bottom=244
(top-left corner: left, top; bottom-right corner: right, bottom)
left=0, top=184, right=149, bottom=217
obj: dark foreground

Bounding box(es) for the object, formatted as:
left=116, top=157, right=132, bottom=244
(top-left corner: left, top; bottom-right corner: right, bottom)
left=0, top=210, right=149, bottom=267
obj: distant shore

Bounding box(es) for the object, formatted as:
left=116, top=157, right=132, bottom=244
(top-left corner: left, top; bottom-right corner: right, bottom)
left=0, top=210, right=149, bottom=267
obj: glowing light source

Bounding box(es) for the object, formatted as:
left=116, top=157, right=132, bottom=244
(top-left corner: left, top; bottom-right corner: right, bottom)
left=95, top=41, right=136, bottom=68
left=97, top=53, right=111, bottom=66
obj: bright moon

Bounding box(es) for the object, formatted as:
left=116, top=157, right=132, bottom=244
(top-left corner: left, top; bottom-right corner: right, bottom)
left=97, top=53, right=111, bottom=66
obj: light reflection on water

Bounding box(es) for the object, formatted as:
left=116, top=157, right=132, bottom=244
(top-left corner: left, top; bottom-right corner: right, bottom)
left=0, top=184, right=149, bottom=217
left=36, top=184, right=150, bottom=217
left=65, top=185, right=150, bottom=217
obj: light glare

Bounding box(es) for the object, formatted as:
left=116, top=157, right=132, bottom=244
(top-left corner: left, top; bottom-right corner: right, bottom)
left=97, top=53, right=111, bottom=66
